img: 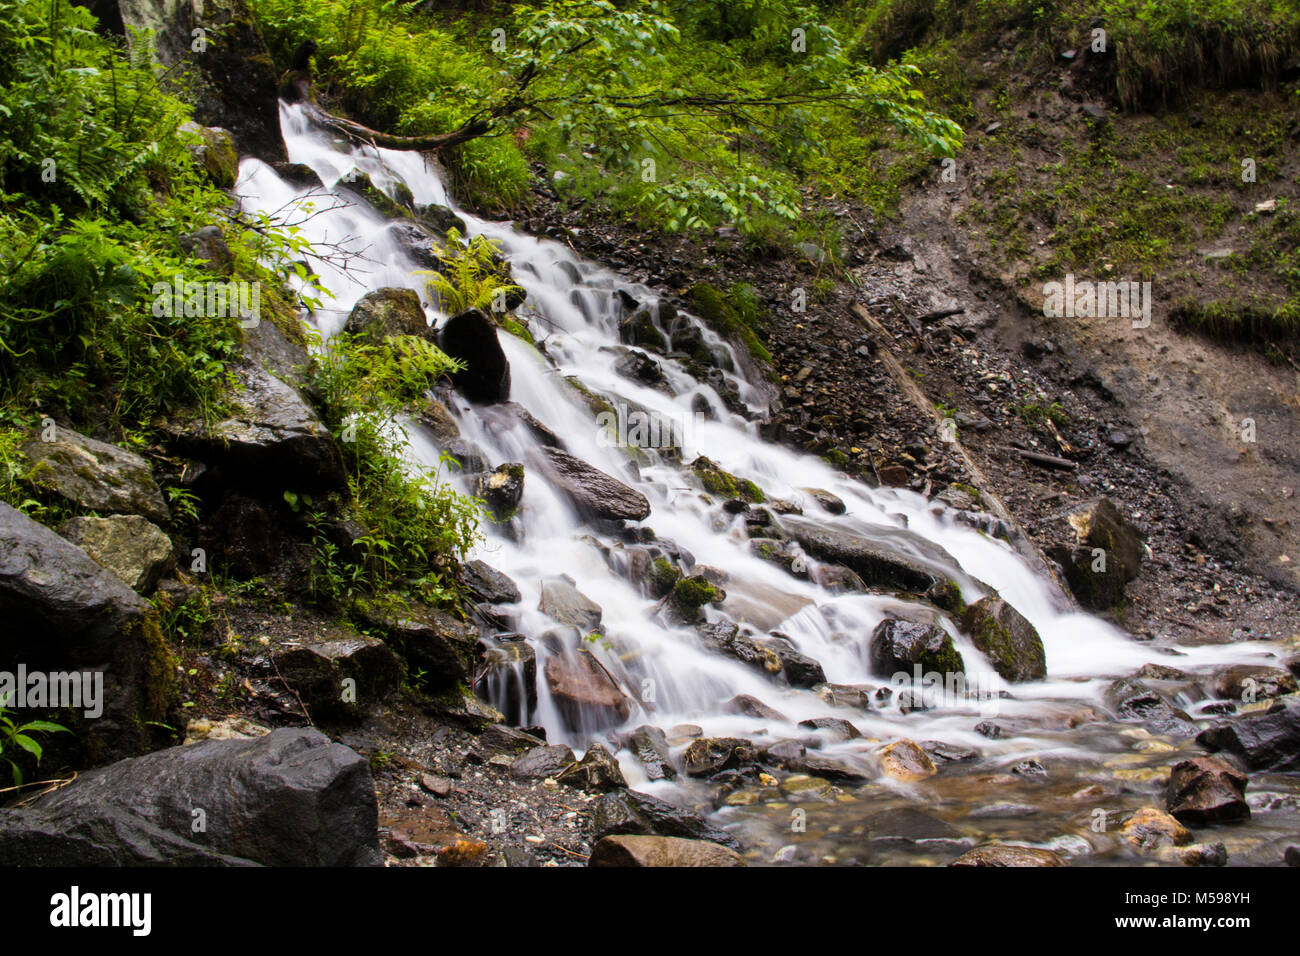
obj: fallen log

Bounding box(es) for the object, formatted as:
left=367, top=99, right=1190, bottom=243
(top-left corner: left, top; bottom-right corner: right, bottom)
left=1014, top=447, right=1079, bottom=470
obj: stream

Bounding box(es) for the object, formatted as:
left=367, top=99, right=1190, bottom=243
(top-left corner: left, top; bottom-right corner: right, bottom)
left=233, top=103, right=1300, bottom=865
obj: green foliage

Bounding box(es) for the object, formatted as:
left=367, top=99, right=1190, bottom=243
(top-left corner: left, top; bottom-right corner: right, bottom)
left=0, top=694, right=70, bottom=788
left=420, top=228, right=522, bottom=315
left=688, top=282, right=772, bottom=363
left=311, top=330, right=482, bottom=605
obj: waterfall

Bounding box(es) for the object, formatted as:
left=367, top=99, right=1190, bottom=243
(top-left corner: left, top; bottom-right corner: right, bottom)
left=235, top=102, right=1278, bottom=801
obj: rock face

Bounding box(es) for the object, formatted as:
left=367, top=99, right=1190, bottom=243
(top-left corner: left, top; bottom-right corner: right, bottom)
left=436, top=309, right=511, bottom=403
left=59, top=515, right=174, bottom=594
left=534, top=446, right=651, bottom=521
left=21, top=426, right=169, bottom=523
left=588, top=789, right=741, bottom=850
left=778, top=515, right=950, bottom=592
left=178, top=361, right=345, bottom=492
left=1196, top=701, right=1300, bottom=772
left=356, top=601, right=478, bottom=689
left=869, top=618, right=964, bottom=678
left=272, top=631, right=401, bottom=720
left=949, top=844, right=1066, bottom=867
left=0, top=729, right=380, bottom=865
left=1165, top=757, right=1250, bottom=826
left=118, top=0, right=285, bottom=162
left=0, top=502, right=176, bottom=762
left=961, top=597, right=1046, bottom=682
left=543, top=649, right=631, bottom=731
left=590, top=835, right=746, bottom=867
left=344, top=287, right=426, bottom=339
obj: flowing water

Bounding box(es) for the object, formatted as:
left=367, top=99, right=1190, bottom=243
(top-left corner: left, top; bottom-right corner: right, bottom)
left=234, top=103, right=1300, bottom=865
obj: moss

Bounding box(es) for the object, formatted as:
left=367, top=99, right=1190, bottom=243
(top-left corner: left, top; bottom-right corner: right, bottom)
left=688, top=282, right=771, bottom=364
left=650, top=557, right=682, bottom=595
left=500, top=316, right=535, bottom=345
left=668, top=574, right=720, bottom=622
left=692, top=457, right=765, bottom=503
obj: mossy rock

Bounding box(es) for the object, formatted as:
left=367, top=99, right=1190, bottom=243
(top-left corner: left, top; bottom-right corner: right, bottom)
left=668, top=574, right=721, bottom=623
left=691, top=456, right=765, bottom=503
left=687, top=283, right=771, bottom=363
left=962, top=596, right=1046, bottom=682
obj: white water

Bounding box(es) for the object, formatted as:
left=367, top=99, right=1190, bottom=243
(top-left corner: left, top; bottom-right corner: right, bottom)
left=236, top=104, right=1281, bottom=784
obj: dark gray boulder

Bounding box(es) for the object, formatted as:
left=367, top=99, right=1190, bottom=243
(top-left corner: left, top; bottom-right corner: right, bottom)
left=436, top=309, right=511, bottom=403
left=0, top=729, right=380, bottom=865
left=533, top=446, right=651, bottom=522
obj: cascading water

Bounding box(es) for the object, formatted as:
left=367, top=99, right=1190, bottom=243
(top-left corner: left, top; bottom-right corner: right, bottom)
left=235, top=103, right=1296, bottom=863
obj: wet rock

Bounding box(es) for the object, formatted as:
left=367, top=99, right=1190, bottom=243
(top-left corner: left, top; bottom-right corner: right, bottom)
left=474, top=635, right=536, bottom=723
left=683, top=737, right=756, bottom=777
left=691, top=457, right=765, bottom=503
left=491, top=402, right=564, bottom=448
left=1104, top=677, right=1197, bottom=736
left=534, top=446, right=651, bottom=521
left=436, top=308, right=511, bottom=403
left=625, top=725, right=678, bottom=781
left=0, top=502, right=177, bottom=763
left=272, top=631, right=401, bottom=719
left=272, top=161, right=322, bottom=188
left=543, top=649, right=631, bottom=731
left=475, top=463, right=525, bottom=520
left=444, top=438, right=490, bottom=474
left=1165, top=757, right=1250, bottom=826
left=878, top=739, right=937, bottom=781
left=797, top=717, right=862, bottom=741
left=869, top=618, right=965, bottom=679
left=1122, top=807, right=1192, bottom=850
left=463, top=560, right=521, bottom=605
left=344, top=287, right=426, bottom=340
left=760, top=738, right=807, bottom=769
left=665, top=573, right=724, bottom=624
left=1210, top=665, right=1297, bottom=703
left=382, top=805, right=488, bottom=866
left=815, top=683, right=874, bottom=709
left=1195, top=699, right=1300, bottom=771
left=179, top=224, right=234, bottom=274
left=949, top=845, right=1065, bottom=867
left=539, top=577, right=602, bottom=632
left=356, top=600, right=478, bottom=689
left=696, top=622, right=825, bottom=688
left=59, top=515, right=174, bottom=594
left=812, top=564, right=866, bottom=593
left=415, top=202, right=468, bottom=237
left=414, top=397, right=460, bottom=443
left=587, top=789, right=741, bottom=850
left=800, top=487, right=846, bottom=515
left=790, top=752, right=871, bottom=783
left=618, top=308, right=668, bottom=352
left=779, top=515, right=948, bottom=593
left=590, top=834, right=746, bottom=867
left=556, top=742, right=626, bottom=792
left=725, top=694, right=788, bottom=722
left=921, top=741, right=981, bottom=763
left=961, top=596, right=1047, bottom=682
left=21, top=426, right=169, bottom=523
left=175, top=360, right=346, bottom=492
left=510, top=744, right=576, bottom=780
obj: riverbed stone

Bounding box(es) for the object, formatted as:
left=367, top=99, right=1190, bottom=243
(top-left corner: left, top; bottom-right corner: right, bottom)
left=1196, top=700, right=1300, bottom=772
left=878, top=739, right=938, bottom=782
left=949, top=844, right=1065, bottom=867
left=590, top=834, right=746, bottom=867
left=1165, top=756, right=1250, bottom=826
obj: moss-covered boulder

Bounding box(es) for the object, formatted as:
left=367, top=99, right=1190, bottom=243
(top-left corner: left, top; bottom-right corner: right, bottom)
left=180, top=122, right=239, bottom=187
left=869, top=617, right=965, bottom=679
left=961, top=596, right=1046, bottom=682
left=344, top=287, right=427, bottom=340
left=690, top=456, right=765, bottom=503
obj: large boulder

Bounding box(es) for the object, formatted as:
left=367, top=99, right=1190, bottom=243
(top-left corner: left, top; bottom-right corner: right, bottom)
left=543, top=649, right=631, bottom=731
left=533, top=446, right=651, bottom=522
left=271, top=631, right=401, bottom=720
left=1196, top=700, right=1300, bottom=771
left=344, top=287, right=427, bottom=340
left=20, top=426, right=169, bottom=523
left=355, top=600, right=478, bottom=689
left=0, top=729, right=380, bottom=865
left=961, top=596, right=1046, bottom=682
left=778, top=515, right=952, bottom=593
left=590, top=835, right=746, bottom=867
left=59, top=515, right=174, bottom=594
left=869, top=617, right=964, bottom=678
left=1165, top=757, right=1250, bottom=826
left=436, top=309, right=511, bottom=403
left=0, top=503, right=177, bottom=763
left=116, top=0, right=285, bottom=162
left=696, top=622, right=826, bottom=688
left=587, top=789, right=741, bottom=850
left=172, top=361, right=345, bottom=492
